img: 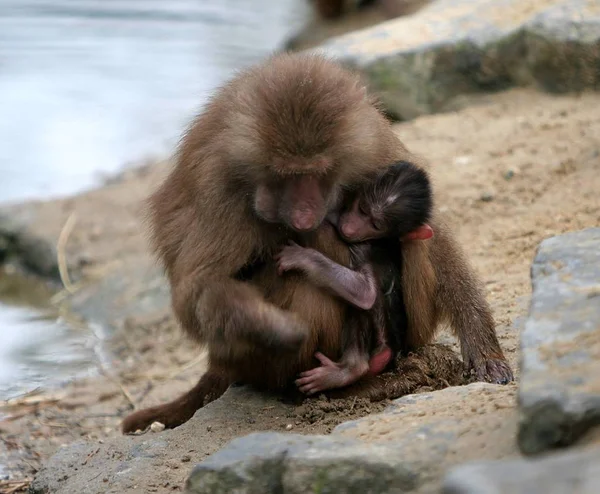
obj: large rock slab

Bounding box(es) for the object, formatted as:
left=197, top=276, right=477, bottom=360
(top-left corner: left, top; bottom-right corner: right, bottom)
left=442, top=444, right=600, bottom=494
left=316, top=0, right=600, bottom=119
left=186, top=383, right=517, bottom=494
left=518, top=228, right=600, bottom=454
left=186, top=433, right=417, bottom=494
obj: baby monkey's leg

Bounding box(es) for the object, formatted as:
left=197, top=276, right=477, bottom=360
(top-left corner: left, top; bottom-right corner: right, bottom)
left=297, top=310, right=372, bottom=394
left=296, top=306, right=391, bottom=394
left=295, top=339, right=392, bottom=395
left=366, top=296, right=393, bottom=376
left=295, top=350, right=370, bottom=395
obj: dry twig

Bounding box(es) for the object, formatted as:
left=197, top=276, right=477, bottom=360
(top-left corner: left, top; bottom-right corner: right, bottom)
left=0, top=389, right=66, bottom=416
left=164, top=353, right=207, bottom=380
left=99, top=369, right=136, bottom=409
left=56, top=212, right=77, bottom=294
left=0, top=479, right=32, bottom=494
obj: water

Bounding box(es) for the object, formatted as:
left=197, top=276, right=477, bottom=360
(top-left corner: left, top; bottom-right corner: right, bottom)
left=0, top=0, right=306, bottom=205
left=0, top=269, right=100, bottom=401
left=0, top=1, right=307, bottom=400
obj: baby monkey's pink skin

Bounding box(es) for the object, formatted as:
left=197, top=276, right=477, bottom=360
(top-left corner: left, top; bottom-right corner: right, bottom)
left=367, top=346, right=393, bottom=376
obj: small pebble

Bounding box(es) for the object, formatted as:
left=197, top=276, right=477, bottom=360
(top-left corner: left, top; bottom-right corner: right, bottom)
left=453, top=155, right=471, bottom=166
left=181, top=455, right=191, bottom=463
left=480, top=192, right=494, bottom=202
left=503, top=169, right=515, bottom=180
left=150, top=421, right=166, bottom=433
left=206, top=425, right=212, bottom=432
left=3, top=264, right=16, bottom=275
left=285, top=424, right=293, bottom=431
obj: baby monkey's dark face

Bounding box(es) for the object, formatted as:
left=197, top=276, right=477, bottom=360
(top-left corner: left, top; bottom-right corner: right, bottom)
left=337, top=197, right=388, bottom=243
left=335, top=160, right=433, bottom=244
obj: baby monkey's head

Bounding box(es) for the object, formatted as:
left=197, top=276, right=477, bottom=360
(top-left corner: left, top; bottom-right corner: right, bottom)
left=338, top=160, right=433, bottom=243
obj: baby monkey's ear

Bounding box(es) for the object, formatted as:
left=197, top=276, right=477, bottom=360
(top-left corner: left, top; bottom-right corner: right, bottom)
left=403, top=225, right=434, bottom=241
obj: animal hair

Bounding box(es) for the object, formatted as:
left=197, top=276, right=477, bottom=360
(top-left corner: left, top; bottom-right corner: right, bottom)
left=364, top=160, right=433, bottom=237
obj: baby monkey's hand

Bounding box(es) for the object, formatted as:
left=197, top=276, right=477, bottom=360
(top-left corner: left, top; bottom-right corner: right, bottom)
left=275, top=241, right=310, bottom=276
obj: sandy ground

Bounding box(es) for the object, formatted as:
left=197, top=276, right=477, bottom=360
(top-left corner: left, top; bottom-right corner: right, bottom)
left=1, top=87, right=599, bottom=492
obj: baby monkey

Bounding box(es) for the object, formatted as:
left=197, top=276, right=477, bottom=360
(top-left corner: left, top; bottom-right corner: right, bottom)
left=276, top=160, right=433, bottom=394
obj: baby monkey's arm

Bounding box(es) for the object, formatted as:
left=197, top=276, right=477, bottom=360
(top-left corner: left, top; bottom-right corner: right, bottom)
left=275, top=242, right=377, bottom=311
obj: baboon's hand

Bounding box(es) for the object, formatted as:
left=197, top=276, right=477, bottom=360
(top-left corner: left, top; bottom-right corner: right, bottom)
left=255, top=304, right=308, bottom=351
left=468, top=356, right=514, bottom=385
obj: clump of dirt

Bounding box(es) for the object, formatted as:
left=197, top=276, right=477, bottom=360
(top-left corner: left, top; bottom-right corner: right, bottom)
left=293, top=396, right=389, bottom=431
left=395, top=344, right=467, bottom=386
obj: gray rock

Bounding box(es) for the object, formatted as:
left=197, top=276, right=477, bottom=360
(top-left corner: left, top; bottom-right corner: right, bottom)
left=518, top=228, right=600, bottom=455
left=186, top=433, right=418, bottom=494
left=186, top=383, right=516, bottom=494
left=442, top=444, right=600, bottom=494
left=0, top=213, right=59, bottom=279
left=315, top=0, right=600, bottom=119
